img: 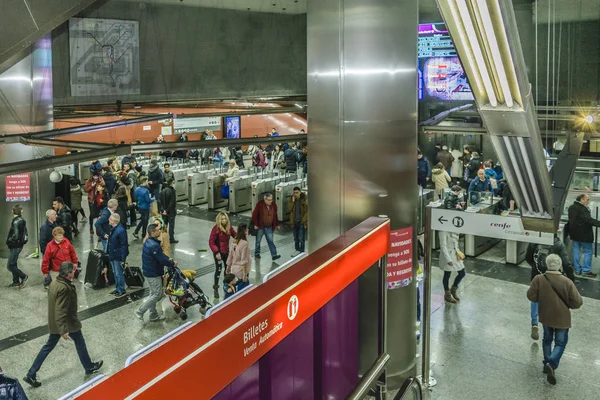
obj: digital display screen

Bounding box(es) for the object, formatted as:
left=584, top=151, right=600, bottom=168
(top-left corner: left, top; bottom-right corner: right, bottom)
left=225, top=116, right=240, bottom=139
left=418, top=22, right=473, bottom=101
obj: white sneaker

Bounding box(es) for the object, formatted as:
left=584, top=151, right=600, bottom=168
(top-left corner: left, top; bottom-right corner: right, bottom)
left=291, top=251, right=300, bottom=257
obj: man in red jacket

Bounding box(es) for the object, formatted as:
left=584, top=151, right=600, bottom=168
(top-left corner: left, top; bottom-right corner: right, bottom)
left=251, top=193, right=280, bottom=260
left=41, top=227, right=79, bottom=289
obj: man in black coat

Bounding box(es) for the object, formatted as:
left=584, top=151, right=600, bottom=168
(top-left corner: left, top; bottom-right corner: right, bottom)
left=53, top=197, right=73, bottom=242
left=147, top=159, right=164, bottom=209
left=6, top=205, right=29, bottom=288
left=40, top=209, right=57, bottom=255
left=160, top=179, right=178, bottom=243
left=284, top=144, right=299, bottom=173
left=567, top=194, right=600, bottom=277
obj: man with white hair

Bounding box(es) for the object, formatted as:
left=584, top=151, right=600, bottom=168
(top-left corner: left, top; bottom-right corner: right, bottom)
left=527, top=253, right=583, bottom=385
left=251, top=193, right=281, bottom=260
left=94, top=198, right=118, bottom=251
left=39, top=209, right=57, bottom=255
left=107, top=214, right=128, bottom=298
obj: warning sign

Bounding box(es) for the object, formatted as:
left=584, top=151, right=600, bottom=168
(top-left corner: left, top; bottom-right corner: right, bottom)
left=6, top=173, right=31, bottom=202
left=387, top=227, right=413, bottom=289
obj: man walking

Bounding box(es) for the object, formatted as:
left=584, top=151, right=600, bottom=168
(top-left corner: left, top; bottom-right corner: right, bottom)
left=39, top=209, right=57, bottom=256
left=288, top=187, right=308, bottom=256
left=94, top=199, right=118, bottom=252
left=160, top=178, right=178, bottom=243
left=53, top=197, right=73, bottom=242
left=527, top=254, right=582, bottom=385
left=251, top=193, right=281, bottom=260
left=24, top=261, right=102, bottom=388
left=133, top=177, right=154, bottom=240
left=6, top=205, right=29, bottom=289
left=568, top=193, right=600, bottom=277
left=107, top=214, right=128, bottom=298
left=135, top=224, right=175, bottom=322
left=147, top=159, right=163, bottom=210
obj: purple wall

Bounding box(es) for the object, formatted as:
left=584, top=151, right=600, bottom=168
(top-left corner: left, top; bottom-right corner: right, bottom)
left=213, top=281, right=359, bottom=400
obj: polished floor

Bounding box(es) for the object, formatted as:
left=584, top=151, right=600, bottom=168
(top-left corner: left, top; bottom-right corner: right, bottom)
left=2, top=212, right=600, bottom=399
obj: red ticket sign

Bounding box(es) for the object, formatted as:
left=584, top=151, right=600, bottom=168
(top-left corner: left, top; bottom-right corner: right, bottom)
left=6, top=173, right=31, bottom=202
left=387, top=227, right=413, bottom=289
left=77, top=217, right=390, bottom=400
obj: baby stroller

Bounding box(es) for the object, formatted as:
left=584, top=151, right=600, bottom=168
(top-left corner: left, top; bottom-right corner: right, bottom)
left=164, top=266, right=212, bottom=320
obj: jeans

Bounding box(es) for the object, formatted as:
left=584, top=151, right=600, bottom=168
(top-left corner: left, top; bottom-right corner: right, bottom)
left=293, top=224, right=305, bottom=252
left=164, top=214, right=176, bottom=240
left=111, top=260, right=126, bottom=294
left=255, top=227, right=277, bottom=257
left=135, top=208, right=150, bottom=238
left=100, top=239, right=107, bottom=252
left=213, top=252, right=229, bottom=286
left=27, top=331, right=94, bottom=378
left=542, top=326, right=569, bottom=369
left=442, top=269, right=466, bottom=291
left=531, top=301, right=539, bottom=326
left=138, top=276, right=163, bottom=320
left=7, top=247, right=26, bottom=284
left=417, top=286, right=421, bottom=322
left=572, top=241, right=593, bottom=273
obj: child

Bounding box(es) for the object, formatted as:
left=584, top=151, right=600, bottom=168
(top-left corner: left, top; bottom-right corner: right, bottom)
left=223, top=273, right=238, bottom=299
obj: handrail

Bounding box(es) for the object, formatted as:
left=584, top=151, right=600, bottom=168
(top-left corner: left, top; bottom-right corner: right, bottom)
left=125, top=322, right=193, bottom=366
left=57, top=375, right=107, bottom=400
left=262, top=254, right=306, bottom=283
left=393, top=377, right=424, bottom=400
left=205, top=284, right=255, bottom=318
left=346, top=353, right=390, bottom=400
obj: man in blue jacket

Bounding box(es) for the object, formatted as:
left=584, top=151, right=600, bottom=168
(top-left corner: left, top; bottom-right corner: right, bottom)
left=94, top=199, right=118, bottom=252
left=417, top=149, right=431, bottom=189
left=135, top=224, right=175, bottom=322
left=133, top=177, right=154, bottom=240
left=468, top=169, right=491, bottom=205
left=107, top=214, right=128, bottom=298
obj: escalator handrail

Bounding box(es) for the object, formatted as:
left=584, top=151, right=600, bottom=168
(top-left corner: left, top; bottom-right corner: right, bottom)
left=393, top=377, right=423, bottom=400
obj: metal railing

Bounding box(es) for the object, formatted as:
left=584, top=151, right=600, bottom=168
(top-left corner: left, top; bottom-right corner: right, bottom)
left=393, top=377, right=424, bottom=400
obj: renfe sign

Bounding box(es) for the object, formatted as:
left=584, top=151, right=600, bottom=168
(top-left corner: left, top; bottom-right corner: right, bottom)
left=6, top=173, right=30, bottom=202
left=431, top=208, right=553, bottom=245
left=77, top=217, right=390, bottom=400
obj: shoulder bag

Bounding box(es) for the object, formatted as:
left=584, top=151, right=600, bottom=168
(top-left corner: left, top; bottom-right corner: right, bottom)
left=543, top=274, right=570, bottom=309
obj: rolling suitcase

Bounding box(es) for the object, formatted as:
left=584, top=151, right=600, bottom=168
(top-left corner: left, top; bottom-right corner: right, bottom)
left=84, top=248, right=114, bottom=289
left=124, top=264, right=145, bottom=288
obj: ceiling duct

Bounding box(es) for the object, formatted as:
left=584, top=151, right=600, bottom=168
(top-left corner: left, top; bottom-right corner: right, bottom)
left=436, top=0, right=561, bottom=232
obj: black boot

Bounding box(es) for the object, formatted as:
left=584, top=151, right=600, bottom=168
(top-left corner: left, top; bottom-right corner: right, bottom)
left=213, top=284, right=220, bottom=298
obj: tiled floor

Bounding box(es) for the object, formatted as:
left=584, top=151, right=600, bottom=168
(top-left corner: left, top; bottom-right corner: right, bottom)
left=0, top=204, right=300, bottom=400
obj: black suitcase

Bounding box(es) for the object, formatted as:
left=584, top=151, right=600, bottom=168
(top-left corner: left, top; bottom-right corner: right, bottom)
left=124, top=264, right=145, bottom=288
left=84, top=249, right=114, bottom=289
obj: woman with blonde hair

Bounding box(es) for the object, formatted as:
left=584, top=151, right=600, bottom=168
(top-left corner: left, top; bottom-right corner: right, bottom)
left=209, top=212, right=237, bottom=298
left=143, top=216, right=171, bottom=257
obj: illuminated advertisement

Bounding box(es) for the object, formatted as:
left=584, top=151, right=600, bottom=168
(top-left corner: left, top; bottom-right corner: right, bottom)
left=225, top=116, right=241, bottom=139
left=418, top=22, right=473, bottom=101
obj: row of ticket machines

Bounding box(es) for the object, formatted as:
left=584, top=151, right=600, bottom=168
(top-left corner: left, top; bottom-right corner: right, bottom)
left=137, top=158, right=307, bottom=221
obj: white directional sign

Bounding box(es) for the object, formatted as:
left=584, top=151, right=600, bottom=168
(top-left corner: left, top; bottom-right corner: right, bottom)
left=431, top=208, right=554, bottom=245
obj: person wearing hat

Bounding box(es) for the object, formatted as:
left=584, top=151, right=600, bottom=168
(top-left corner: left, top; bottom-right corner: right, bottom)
left=436, top=145, right=455, bottom=175
left=527, top=254, right=582, bottom=385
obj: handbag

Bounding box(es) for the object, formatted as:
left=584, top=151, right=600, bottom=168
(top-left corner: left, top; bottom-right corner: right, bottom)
left=221, top=184, right=230, bottom=199
left=543, top=274, right=570, bottom=308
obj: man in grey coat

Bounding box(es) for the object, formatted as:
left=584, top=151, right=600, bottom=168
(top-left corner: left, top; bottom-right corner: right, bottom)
left=23, top=262, right=103, bottom=388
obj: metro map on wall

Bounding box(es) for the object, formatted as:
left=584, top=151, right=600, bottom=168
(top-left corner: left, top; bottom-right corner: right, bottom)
left=69, top=18, right=140, bottom=96
left=418, top=22, right=474, bottom=101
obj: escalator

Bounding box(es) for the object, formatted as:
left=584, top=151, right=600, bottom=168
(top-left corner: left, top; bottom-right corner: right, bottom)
left=0, top=0, right=99, bottom=74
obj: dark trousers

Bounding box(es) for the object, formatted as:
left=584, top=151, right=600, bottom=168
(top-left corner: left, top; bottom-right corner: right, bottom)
left=164, top=214, right=176, bottom=240
left=443, top=270, right=466, bottom=290
left=213, top=252, right=229, bottom=286
left=129, top=204, right=137, bottom=224
left=135, top=208, right=150, bottom=237
left=293, top=223, right=305, bottom=252
left=152, top=188, right=161, bottom=210
left=7, top=247, right=26, bottom=284
left=88, top=202, right=96, bottom=227
left=27, top=330, right=94, bottom=379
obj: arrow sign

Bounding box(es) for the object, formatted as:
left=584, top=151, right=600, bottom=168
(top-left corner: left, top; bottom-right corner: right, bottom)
left=438, top=216, right=447, bottom=224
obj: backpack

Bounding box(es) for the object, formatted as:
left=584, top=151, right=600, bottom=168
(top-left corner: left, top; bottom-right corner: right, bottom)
left=532, top=245, right=551, bottom=274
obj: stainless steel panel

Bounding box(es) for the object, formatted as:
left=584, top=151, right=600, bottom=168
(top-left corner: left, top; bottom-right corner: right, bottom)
left=207, top=175, right=227, bottom=210
left=173, top=169, right=189, bottom=202
left=308, top=0, right=419, bottom=387
left=275, top=179, right=303, bottom=221
left=228, top=174, right=256, bottom=213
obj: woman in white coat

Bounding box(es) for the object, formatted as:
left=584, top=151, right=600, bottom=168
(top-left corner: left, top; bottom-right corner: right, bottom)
left=438, top=230, right=466, bottom=303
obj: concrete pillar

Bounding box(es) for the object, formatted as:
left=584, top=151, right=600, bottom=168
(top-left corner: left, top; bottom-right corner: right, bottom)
left=0, top=35, right=54, bottom=257
left=307, top=0, right=419, bottom=391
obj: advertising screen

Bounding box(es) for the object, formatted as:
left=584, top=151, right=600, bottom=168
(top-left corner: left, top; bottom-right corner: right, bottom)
left=225, top=116, right=241, bottom=139
left=418, top=22, right=473, bottom=101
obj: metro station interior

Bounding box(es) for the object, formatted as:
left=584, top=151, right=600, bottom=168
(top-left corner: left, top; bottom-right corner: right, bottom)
left=1, top=0, right=600, bottom=399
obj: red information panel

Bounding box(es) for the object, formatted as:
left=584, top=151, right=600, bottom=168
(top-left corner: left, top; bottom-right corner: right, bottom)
left=387, top=227, right=413, bottom=289
left=6, top=173, right=31, bottom=202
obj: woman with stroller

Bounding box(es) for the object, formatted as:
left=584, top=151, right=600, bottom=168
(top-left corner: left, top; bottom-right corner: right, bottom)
left=226, top=224, right=251, bottom=291
left=209, top=212, right=237, bottom=298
